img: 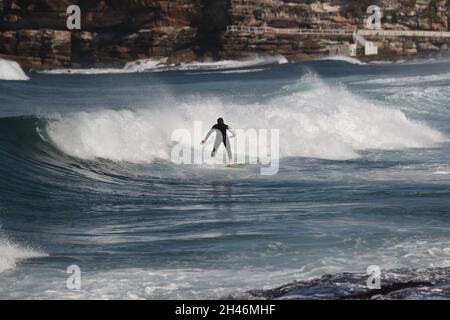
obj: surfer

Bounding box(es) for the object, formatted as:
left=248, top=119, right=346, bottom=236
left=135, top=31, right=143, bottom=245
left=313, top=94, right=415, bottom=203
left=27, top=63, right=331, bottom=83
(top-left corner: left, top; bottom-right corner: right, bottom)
left=201, top=118, right=236, bottom=160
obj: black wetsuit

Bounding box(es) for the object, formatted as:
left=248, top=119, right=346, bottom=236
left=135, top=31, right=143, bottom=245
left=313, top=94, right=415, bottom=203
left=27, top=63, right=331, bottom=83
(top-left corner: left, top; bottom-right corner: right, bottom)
left=204, top=122, right=234, bottom=159
left=212, top=123, right=229, bottom=147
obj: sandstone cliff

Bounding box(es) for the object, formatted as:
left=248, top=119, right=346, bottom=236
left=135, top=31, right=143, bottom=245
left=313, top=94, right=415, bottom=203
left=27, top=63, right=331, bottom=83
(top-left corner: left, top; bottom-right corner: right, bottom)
left=1, top=0, right=450, bottom=70
left=0, top=0, right=209, bottom=69
left=221, top=0, right=450, bottom=61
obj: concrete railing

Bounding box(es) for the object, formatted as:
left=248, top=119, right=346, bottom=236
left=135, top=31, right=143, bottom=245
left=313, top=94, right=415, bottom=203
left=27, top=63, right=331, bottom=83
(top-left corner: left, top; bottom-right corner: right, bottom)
left=226, top=25, right=450, bottom=38
left=231, top=0, right=278, bottom=7
left=226, top=25, right=354, bottom=35
left=358, top=29, right=450, bottom=38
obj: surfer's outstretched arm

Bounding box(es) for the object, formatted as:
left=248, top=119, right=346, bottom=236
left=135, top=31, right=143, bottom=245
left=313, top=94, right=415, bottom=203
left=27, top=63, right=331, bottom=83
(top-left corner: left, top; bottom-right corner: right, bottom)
left=201, top=128, right=215, bottom=144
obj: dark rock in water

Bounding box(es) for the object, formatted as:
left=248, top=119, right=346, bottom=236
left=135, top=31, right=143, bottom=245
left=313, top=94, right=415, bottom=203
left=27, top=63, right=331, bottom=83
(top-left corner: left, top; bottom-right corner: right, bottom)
left=238, top=268, right=450, bottom=300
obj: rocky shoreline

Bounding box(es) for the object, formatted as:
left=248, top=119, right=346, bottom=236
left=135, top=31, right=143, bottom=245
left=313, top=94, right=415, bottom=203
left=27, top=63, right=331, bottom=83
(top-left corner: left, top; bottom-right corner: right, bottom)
left=1, top=1, right=450, bottom=70
left=235, top=267, right=450, bottom=300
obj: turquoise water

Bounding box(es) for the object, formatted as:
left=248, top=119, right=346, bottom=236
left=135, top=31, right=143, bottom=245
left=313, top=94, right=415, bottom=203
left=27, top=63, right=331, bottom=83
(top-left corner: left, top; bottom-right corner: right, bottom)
left=1, top=58, right=450, bottom=299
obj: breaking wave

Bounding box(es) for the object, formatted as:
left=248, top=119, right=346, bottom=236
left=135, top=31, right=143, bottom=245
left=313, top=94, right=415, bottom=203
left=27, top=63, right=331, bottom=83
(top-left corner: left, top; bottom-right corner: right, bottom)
left=0, top=58, right=29, bottom=81
left=42, top=73, right=446, bottom=162
left=319, top=56, right=365, bottom=65
left=38, top=55, right=288, bottom=75
left=0, top=235, right=46, bottom=273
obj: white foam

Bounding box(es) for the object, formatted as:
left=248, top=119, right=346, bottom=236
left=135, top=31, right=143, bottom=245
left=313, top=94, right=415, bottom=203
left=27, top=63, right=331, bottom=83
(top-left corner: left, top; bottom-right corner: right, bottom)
left=45, top=73, right=446, bottom=162
left=0, top=266, right=305, bottom=299
left=433, top=171, right=450, bottom=175
left=176, top=55, right=288, bottom=71
left=0, top=238, right=47, bottom=273
left=185, top=68, right=267, bottom=75
left=370, top=58, right=446, bottom=65
left=122, top=58, right=168, bottom=72
left=5, top=235, right=450, bottom=299
left=319, top=56, right=365, bottom=65
left=41, top=58, right=168, bottom=75
left=0, top=58, right=29, bottom=81
left=39, top=55, right=287, bottom=75
left=369, top=60, right=395, bottom=65
left=361, top=72, right=450, bottom=85
left=384, top=86, right=450, bottom=115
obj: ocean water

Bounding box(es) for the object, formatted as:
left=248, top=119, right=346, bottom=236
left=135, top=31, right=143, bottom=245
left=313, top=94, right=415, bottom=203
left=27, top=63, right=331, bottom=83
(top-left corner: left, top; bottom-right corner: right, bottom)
left=1, top=57, right=450, bottom=299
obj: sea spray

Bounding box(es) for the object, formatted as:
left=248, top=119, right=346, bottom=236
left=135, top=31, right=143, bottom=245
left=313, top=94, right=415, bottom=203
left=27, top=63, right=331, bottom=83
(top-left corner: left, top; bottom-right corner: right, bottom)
left=0, top=59, right=29, bottom=81
left=45, top=73, right=446, bottom=163
left=0, top=236, right=47, bottom=273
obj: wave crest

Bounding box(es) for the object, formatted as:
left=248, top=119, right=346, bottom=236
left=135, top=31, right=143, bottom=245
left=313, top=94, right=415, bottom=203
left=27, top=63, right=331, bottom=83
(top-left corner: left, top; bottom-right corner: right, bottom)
left=0, top=58, right=29, bottom=81
left=0, top=236, right=47, bottom=273
left=38, top=55, right=287, bottom=75
left=44, top=74, right=446, bottom=162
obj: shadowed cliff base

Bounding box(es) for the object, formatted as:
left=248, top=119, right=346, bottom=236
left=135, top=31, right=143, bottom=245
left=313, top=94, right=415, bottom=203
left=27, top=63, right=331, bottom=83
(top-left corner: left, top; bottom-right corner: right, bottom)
left=191, top=0, right=231, bottom=61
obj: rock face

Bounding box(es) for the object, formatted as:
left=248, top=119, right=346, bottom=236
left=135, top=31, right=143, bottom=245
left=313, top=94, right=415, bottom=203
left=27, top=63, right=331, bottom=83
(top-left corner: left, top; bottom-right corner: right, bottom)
left=235, top=267, right=450, bottom=300
left=1, top=0, right=450, bottom=69
left=0, top=0, right=204, bottom=69
left=0, top=29, right=71, bottom=68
